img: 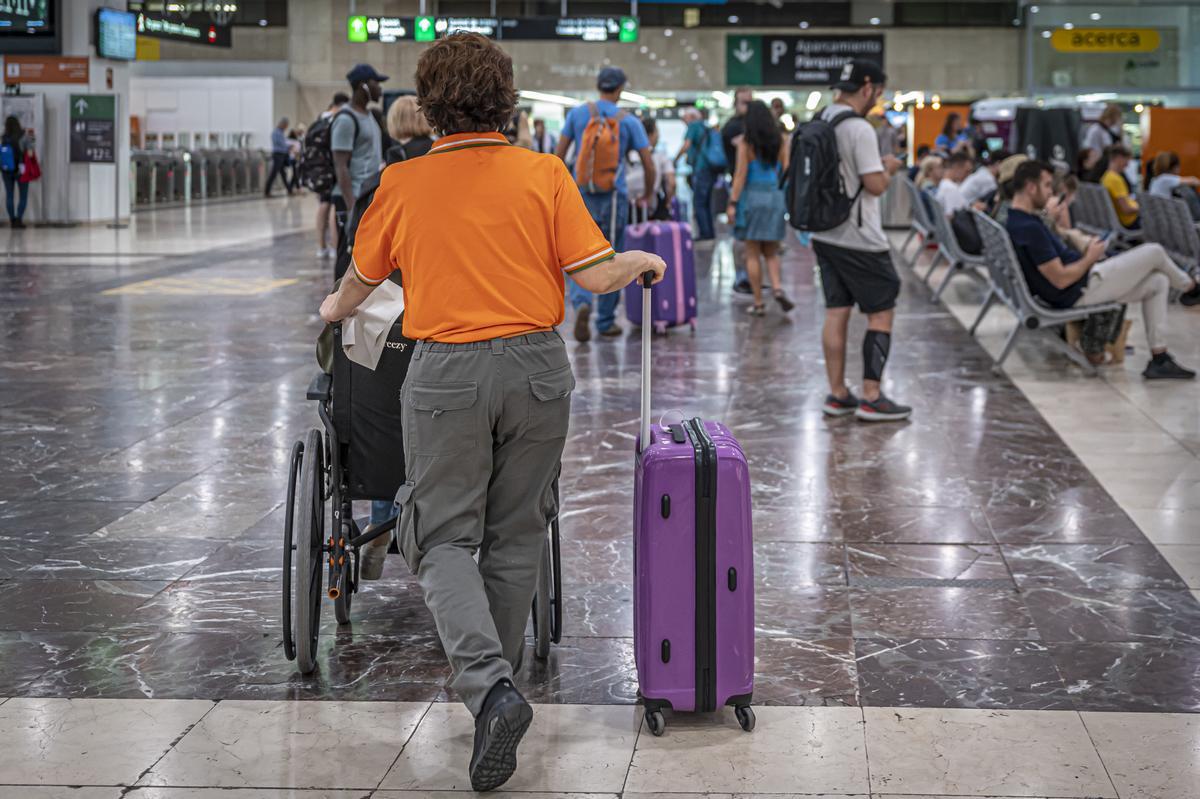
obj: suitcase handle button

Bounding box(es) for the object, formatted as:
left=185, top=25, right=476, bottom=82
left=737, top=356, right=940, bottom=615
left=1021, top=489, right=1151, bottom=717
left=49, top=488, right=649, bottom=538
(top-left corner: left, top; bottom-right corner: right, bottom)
left=660, top=495, right=670, bottom=518
left=661, top=639, right=671, bottom=663
left=728, top=567, right=738, bottom=591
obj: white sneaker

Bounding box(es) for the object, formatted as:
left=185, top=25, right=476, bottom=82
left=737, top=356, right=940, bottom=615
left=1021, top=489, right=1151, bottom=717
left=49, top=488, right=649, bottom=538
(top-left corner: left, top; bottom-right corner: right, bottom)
left=317, top=248, right=329, bottom=258
left=324, top=247, right=337, bottom=258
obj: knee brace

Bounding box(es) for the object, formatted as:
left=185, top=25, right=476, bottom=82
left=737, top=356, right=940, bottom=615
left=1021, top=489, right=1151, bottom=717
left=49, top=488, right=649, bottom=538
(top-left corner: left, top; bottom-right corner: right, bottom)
left=863, top=330, right=891, bottom=382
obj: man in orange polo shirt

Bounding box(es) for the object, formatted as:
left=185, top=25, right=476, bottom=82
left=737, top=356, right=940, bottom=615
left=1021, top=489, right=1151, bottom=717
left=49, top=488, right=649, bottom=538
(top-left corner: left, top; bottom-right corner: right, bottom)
left=318, top=33, right=665, bottom=792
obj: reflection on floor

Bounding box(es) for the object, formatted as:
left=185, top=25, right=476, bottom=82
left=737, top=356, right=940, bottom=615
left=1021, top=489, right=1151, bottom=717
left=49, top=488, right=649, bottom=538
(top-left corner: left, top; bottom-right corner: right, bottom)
left=1, top=213, right=1198, bottom=796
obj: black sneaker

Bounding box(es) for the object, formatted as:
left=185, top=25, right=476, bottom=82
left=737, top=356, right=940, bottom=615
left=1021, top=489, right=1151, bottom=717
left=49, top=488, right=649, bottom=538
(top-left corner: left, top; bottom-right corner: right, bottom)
left=1143, top=354, right=1196, bottom=380
left=856, top=394, right=913, bottom=422
left=823, top=390, right=859, bottom=417
left=1180, top=284, right=1200, bottom=307
left=573, top=304, right=592, bottom=343
left=470, top=680, right=533, bottom=792
left=733, top=279, right=753, bottom=295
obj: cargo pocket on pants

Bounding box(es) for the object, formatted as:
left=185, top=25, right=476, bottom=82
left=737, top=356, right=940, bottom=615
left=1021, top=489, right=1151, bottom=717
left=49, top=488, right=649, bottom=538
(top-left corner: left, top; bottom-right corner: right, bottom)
left=408, top=381, right=479, bottom=457
left=394, top=481, right=422, bottom=574
left=526, top=364, right=575, bottom=442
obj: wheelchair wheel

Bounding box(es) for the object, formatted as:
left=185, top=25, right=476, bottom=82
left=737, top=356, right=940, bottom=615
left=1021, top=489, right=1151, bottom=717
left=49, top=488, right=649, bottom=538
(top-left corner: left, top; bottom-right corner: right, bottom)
left=333, top=545, right=354, bottom=625
left=533, top=534, right=552, bottom=660
left=281, top=440, right=304, bottom=662
left=293, top=428, right=326, bottom=674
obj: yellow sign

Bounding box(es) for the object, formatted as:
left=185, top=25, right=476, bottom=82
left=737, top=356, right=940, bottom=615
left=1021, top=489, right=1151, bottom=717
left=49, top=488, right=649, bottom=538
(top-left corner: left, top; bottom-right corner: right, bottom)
left=103, top=276, right=298, bottom=296
left=135, top=35, right=161, bottom=61
left=1051, top=28, right=1160, bottom=53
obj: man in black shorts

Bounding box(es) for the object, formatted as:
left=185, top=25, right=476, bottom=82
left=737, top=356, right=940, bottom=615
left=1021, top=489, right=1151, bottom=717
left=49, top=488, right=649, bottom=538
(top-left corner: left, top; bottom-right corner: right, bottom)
left=810, top=60, right=911, bottom=422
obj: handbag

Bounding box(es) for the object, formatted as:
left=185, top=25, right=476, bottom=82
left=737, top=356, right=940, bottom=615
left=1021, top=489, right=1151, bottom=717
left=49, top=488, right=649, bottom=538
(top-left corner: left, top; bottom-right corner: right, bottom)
left=19, top=150, right=40, bottom=183
left=951, top=208, right=983, bottom=255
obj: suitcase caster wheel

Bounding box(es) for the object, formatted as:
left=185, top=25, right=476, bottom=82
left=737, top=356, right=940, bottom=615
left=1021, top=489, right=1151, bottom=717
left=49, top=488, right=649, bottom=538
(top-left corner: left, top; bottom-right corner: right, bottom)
left=645, top=710, right=666, bottom=737
left=735, top=706, right=755, bottom=732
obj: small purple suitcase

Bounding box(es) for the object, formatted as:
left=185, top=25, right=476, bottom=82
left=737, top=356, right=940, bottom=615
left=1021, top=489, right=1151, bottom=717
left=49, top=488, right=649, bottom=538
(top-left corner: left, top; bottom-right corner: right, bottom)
left=623, top=220, right=698, bottom=334
left=632, top=274, right=755, bottom=736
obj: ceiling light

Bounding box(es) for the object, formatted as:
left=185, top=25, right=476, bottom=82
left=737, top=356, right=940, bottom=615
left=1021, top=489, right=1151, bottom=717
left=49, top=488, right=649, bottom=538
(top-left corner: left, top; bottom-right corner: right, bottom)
left=806, top=90, right=821, bottom=111
left=1041, top=30, right=1051, bottom=38
left=869, top=17, right=881, bottom=25
left=1030, top=5, right=1039, bottom=12
left=727, top=15, right=739, bottom=23
left=519, top=90, right=579, bottom=106
left=622, top=90, right=648, bottom=104
left=799, top=21, right=809, bottom=29
left=664, top=28, right=673, bottom=37
left=1063, top=22, right=1074, bottom=30
left=1090, top=12, right=1101, bottom=20
left=893, top=101, right=903, bottom=112
left=1134, top=103, right=1145, bottom=113
left=690, top=52, right=699, bottom=60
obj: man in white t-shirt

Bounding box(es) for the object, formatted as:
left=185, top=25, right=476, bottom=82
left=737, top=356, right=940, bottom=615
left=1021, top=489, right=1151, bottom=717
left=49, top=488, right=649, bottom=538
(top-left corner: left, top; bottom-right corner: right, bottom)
left=934, top=151, right=974, bottom=216
left=959, top=152, right=1006, bottom=206
left=810, top=60, right=910, bottom=422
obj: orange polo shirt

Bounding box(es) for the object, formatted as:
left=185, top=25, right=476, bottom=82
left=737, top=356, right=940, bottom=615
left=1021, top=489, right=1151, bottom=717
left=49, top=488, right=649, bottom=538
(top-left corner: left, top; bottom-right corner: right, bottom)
left=351, top=131, right=615, bottom=343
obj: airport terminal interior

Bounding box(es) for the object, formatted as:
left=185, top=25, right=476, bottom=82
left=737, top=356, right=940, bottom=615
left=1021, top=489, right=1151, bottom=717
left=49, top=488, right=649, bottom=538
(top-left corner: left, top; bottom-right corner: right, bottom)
left=2, top=0, right=1200, bottom=797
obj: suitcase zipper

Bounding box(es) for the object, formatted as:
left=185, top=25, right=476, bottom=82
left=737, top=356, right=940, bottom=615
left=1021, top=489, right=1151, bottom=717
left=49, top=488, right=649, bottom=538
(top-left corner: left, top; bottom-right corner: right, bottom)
left=686, top=418, right=718, bottom=713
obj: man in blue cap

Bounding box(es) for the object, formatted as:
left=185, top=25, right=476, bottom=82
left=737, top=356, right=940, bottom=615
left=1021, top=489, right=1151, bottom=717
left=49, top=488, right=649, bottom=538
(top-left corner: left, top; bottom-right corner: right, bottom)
left=331, top=63, right=388, bottom=276
left=556, top=66, right=655, bottom=341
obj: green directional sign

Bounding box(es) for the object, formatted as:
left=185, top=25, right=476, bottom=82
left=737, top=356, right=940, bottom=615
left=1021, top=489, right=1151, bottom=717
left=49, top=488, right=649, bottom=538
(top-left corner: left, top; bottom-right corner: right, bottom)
left=619, top=16, right=639, bottom=42
left=347, top=15, right=368, bottom=42
left=70, top=94, right=116, bottom=163
left=414, top=15, right=435, bottom=42
left=726, top=35, right=763, bottom=85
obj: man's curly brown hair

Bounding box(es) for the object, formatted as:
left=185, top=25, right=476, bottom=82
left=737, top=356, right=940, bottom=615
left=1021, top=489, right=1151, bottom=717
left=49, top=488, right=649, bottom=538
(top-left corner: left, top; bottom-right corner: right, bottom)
left=415, top=33, right=517, bottom=135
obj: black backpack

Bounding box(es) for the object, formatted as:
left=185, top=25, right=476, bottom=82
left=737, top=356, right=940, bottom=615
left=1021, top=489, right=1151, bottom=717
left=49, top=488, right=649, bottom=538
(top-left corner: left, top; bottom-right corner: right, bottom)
left=299, top=110, right=358, bottom=194
left=783, top=109, right=861, bottom=232
left=951, top=208, right=983, bottom=255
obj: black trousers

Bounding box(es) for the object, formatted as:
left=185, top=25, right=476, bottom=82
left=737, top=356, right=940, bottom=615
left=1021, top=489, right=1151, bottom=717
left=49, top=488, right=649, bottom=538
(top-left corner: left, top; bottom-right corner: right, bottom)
left=264, top=152, right=290, bottom=195
left=332, top=195, right=350, bottom=281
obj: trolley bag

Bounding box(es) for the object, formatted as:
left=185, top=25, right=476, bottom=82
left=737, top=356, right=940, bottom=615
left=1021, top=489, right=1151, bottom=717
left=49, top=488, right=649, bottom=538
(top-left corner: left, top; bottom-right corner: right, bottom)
left=623, top=214, right=698, bottom=334
left=632, top=273, right=755, bottom=736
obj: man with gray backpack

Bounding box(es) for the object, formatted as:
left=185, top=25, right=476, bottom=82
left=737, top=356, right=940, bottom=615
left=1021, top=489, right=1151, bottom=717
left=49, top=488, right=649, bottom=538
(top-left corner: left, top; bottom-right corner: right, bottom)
left=784, top=59, right=909, bottom=421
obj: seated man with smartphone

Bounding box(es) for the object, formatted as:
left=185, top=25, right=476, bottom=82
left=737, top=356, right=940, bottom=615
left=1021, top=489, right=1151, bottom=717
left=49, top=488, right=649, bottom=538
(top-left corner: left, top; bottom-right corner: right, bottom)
left=1005, top=160, right=1196, bottom=380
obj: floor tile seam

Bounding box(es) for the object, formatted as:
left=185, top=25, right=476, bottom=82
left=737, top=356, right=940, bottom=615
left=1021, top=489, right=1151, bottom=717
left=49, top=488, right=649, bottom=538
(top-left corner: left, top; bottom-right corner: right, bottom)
left=371, top=700, right=436, bottom=793
left=617, top=704, right=646, bottom=795
left=123, top=697, right=221, bottom=792
left=909, top=253, right=1199, bottom=611
left=1072, top=710, right=1125, bottom=799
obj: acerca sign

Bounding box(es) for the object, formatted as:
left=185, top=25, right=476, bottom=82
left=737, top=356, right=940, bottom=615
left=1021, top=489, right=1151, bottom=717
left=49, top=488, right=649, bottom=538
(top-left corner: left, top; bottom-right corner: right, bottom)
left=1050, top=28, right=1160, bottom=53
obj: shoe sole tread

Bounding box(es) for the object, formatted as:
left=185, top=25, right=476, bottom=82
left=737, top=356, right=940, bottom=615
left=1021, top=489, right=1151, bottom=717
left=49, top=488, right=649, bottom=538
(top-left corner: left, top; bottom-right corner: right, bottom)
left=470, top=702, right=533, bottom=792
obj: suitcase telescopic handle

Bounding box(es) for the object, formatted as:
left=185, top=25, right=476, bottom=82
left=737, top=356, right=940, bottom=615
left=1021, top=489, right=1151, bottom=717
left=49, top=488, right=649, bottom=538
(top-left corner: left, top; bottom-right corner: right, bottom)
left=639, top=269, right=655, bottom=454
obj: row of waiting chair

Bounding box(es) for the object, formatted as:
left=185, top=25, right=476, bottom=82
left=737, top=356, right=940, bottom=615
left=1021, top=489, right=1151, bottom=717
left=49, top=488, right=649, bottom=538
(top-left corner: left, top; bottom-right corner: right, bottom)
left=900, top=174, right=1200, bottom=373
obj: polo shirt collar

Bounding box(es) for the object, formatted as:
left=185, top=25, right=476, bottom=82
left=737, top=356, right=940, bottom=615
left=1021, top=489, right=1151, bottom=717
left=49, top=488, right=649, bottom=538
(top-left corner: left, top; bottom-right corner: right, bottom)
left=430, top=132, right=510, bottom=154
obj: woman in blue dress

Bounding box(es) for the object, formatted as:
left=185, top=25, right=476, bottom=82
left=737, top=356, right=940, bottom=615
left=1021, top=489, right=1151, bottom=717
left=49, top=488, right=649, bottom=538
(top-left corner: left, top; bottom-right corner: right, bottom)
left=727, top=100, right=793, bottom=316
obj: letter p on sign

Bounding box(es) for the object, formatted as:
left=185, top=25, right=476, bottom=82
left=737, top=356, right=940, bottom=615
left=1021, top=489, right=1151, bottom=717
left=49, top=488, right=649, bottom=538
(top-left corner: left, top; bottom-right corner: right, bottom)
left=770, top=39, right=787, bottom=64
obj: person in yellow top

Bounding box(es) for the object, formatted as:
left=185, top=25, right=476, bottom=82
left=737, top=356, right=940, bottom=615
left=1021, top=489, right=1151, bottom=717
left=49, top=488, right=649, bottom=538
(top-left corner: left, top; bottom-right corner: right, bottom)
left=1100, top=144, right=1140, bottom=229
left=317, top=32, right=665, bottom=793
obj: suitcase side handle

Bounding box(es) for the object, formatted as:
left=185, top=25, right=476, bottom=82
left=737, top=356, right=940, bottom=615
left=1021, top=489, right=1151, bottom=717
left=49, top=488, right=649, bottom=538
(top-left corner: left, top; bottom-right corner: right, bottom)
left=639, top=270, right=655, bottom=454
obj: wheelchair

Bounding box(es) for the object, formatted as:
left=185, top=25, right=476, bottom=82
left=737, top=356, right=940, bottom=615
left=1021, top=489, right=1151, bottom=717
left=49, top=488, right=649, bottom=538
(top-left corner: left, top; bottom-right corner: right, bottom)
left=282, top=318, right=563, bottom=674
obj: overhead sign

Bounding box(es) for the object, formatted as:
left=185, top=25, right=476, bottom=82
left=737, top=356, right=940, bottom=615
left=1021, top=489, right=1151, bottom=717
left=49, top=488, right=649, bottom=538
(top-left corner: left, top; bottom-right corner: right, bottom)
left=726, top=34, right=884, bottom=86
left=136, top=12, right=231, bottom=48
left=3, top=56, right=89, bottom=85
left=346, top=15, right=638, bottom=42
left=1051, top=28, right=1160, bottom=53
left=70, top=94, right=116, bottom=164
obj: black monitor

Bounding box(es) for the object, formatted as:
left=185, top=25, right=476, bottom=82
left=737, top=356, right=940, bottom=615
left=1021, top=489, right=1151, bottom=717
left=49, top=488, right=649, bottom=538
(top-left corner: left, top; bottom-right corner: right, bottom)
left=0, top=0, right=62, bottom=54
left=95, top=7, right=137, bottom=61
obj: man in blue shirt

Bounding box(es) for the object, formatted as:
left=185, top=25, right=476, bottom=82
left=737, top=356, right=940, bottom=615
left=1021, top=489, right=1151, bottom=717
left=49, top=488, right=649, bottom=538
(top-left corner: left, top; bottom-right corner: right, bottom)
left=557, top=66, right=655, bottom=341
left=676, top=108, right=718, bottom=241
left=1005, top=159, right=1196, bottom=379
left=264, top=117, right=292, bottom=197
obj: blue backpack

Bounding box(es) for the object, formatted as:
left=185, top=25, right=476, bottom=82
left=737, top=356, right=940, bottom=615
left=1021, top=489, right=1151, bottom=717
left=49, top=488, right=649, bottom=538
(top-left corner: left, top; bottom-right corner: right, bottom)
left=702, top=128, right=727, bottom=170
left=0, top=141, right=15, bottom=173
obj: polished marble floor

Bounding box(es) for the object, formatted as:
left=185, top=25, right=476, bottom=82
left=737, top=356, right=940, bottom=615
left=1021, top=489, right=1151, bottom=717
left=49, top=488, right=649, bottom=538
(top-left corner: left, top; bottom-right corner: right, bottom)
left=1, top=197, right=1198, bottom=796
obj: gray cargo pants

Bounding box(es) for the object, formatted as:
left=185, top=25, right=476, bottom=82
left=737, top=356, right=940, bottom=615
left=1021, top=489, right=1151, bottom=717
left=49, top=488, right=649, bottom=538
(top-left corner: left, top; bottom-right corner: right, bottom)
left=395, top=331, right=573, bottom=716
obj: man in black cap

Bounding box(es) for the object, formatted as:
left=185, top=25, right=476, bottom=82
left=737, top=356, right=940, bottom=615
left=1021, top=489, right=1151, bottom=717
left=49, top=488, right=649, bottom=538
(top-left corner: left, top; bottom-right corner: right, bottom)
left=331, top=63, right=388, bottom=277
left=810, top=59, right=911, bottom=422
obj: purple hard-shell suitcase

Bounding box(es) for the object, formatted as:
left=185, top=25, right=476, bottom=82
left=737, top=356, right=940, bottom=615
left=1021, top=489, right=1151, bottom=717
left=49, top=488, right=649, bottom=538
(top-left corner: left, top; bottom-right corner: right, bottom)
left=631, top=274, right=755, bottom=736
left=623, top=220, right=698, bottom=334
